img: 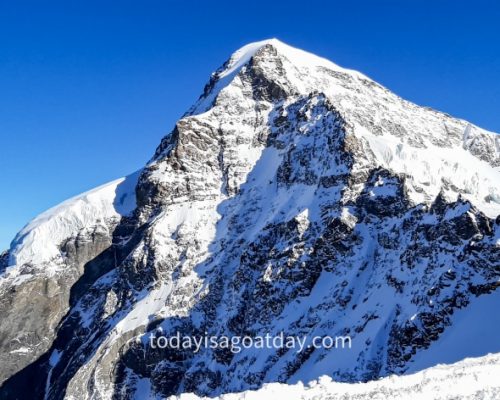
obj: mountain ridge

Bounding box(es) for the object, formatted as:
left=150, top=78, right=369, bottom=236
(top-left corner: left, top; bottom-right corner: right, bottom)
left=0, top=39, right=499, bottom=399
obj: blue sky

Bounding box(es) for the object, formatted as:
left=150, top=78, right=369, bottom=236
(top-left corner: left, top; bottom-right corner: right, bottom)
left=0, top=0, right=499, bottom=250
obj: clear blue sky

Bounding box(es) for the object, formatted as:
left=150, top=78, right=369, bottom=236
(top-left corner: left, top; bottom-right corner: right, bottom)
left=1, top=0, right=499, bottom=251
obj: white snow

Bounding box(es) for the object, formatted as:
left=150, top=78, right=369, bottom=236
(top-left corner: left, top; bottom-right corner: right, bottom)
left=170, top=353, right=500, bottom=400
left=217, top=39, right=367, bottom=81
left=114, top=282, right=172, bottom=336
left=360, top=127, right=500, bottom=218
left=9, top=347, right=31, bottom=355
left=189, top=38, right=369, bottom=115
left=216, top=40, right=273, bottom=80
left=4, top=170, right=140, bottom=271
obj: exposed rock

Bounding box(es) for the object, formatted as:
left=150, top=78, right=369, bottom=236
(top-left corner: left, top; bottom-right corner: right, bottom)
left=0, top=39, right=499, bottom=399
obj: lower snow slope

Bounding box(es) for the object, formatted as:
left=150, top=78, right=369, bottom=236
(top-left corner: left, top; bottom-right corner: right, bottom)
left=170, top=353, right=500, bottom=400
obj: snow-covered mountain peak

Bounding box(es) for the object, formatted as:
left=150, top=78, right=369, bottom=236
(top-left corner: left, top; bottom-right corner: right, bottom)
left=1, top=40, right=499, bottom=399
left=187, top=38, right=369, bottom=116
left=169, top=39, right=500, bottom=218
left=214, top=38, right=365, bottom=81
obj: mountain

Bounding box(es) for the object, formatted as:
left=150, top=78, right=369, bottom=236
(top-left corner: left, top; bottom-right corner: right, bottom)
left=0, top=38, right=499, bottom=399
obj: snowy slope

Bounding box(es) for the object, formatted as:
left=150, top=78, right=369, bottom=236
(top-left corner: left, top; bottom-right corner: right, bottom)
left=170, top=353, right=500, bottom=400
left=406, top=286, right=500, bottom=372
left=4, top=170, right=139, bottom=273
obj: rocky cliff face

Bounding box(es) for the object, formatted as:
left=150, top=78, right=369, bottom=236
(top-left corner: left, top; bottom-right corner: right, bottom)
left=0, top=39, right=499, bottom=399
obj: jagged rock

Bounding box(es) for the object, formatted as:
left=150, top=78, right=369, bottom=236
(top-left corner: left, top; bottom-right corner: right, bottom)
left=0, top=39, right=499, bottom=399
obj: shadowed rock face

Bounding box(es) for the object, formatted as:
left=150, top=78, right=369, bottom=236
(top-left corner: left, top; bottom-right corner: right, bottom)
left=0, top=221, right=122, bottom=392
left=1, top=40, right=499, bottom=399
